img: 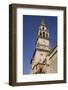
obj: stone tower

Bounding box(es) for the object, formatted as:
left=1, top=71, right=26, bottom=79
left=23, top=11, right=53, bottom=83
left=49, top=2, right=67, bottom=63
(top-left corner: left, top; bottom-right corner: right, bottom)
left=30, top=19, right=51, bottom=74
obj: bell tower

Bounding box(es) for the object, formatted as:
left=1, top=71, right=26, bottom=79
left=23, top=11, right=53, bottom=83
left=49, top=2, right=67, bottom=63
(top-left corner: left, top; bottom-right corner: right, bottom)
left=31, top=19, right=50, bottom=74
left=36, top=19, right=50, bottom=51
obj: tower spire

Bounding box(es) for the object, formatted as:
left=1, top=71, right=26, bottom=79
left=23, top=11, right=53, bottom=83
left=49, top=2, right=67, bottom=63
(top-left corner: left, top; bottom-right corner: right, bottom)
left=41, top=18, right=45, bottom=26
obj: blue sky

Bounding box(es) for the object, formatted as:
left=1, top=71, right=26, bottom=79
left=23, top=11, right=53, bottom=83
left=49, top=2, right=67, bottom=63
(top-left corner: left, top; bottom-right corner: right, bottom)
left=23, top=15, right=57, bottom=74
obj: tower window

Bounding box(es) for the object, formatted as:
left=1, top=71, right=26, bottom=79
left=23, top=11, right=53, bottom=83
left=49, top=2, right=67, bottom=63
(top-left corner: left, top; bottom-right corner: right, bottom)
left=43, top=32, right=45, bottom=38
left=46, top=33, right=48, bottom=39
left=40, top=32, right=42, bottom=37
left=42, top=26, right=44, bottom=30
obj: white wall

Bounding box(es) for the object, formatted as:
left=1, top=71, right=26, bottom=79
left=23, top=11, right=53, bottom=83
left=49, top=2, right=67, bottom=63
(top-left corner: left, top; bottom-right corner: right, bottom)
left=0, top=0, right=68, bottom=90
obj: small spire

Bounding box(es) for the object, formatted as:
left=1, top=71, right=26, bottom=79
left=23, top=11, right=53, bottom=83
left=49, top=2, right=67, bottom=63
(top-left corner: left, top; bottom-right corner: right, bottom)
left=41, top=18, right=45, bottom=26
left=40, top=18, right=47, bottom=28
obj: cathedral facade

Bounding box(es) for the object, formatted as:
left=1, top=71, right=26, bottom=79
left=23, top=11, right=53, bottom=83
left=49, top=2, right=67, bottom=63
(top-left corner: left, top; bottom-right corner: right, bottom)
left=30, top=20, right=57, bottom=74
